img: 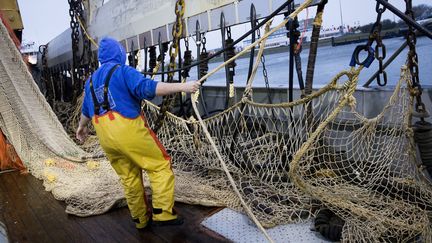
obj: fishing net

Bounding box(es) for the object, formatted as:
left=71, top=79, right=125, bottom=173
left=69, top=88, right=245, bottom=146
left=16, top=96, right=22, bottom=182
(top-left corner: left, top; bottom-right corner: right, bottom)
left=2, top=1, right=432, bottom=241
left=143, top=77, right=345, bottom=226
left=289, top=67, right=432, bottom=242
left=0, top=19, right=125, bottom=216
left=143, top=64, right=432, bottom=242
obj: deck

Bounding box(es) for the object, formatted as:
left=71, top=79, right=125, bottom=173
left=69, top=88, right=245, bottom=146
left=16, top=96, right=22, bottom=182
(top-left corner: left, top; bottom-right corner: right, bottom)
left=0, top=171, right=230, bottom=243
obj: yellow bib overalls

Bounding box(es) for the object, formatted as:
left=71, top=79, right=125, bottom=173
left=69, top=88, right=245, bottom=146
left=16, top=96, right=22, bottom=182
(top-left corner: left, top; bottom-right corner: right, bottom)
left=89, top=65, right=177, bottom=229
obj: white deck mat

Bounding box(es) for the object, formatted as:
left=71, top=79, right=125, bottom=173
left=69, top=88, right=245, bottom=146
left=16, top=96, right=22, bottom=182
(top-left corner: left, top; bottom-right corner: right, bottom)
left=202, top=208, right=333, bottom=243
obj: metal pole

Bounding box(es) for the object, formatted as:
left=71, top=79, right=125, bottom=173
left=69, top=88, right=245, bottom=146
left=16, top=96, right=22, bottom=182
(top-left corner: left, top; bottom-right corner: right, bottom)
left=196, top=21, right=201, bottom=80
left=143, top=38, right=147, bottom=77
left=247, top=4, right=257, bottom=82
left=339, top=0, right=344, bottom=33
left=220, top=13, right=230, bottom=109
left=288, top=3, right=295, bottom=102
left=178, top=37, right=184, bottom=115
left=158, top=33, right=165, bottom=82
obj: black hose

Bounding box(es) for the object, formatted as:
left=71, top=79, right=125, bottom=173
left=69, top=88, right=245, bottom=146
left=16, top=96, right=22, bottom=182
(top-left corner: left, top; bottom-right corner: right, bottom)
left=305, top=0, right=327, bottom=96
left=314, top=208, right=344, bottom=241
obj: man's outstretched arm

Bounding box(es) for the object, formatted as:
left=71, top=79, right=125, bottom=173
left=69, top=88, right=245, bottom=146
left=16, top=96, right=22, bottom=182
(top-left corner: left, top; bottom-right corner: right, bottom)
left=155, top=81, right=200, bottom=96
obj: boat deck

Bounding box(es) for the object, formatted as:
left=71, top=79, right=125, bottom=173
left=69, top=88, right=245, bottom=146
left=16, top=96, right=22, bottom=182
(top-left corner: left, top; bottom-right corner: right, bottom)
left=0, top=171, right=229, bottom=243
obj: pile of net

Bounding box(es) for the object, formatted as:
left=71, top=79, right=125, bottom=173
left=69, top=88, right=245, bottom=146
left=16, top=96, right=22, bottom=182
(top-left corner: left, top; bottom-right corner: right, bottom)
left=2, top=7, right=432, bottom=242
left=0, top=18, right=126, bottom=216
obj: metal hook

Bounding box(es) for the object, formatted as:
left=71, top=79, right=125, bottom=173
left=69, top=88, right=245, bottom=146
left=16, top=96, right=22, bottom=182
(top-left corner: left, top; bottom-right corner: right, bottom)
left=350, top=44, right=375, bottom=68
left=250, top=3, right=256, bottom=22
left=196, top=20, right=201, bottom=44
left=220, top=12, right=226, bottom=31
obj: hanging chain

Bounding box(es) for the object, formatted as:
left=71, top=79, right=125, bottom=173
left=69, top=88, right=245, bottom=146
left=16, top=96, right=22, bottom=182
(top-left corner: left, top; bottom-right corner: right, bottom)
left=68, top=0, right=86, bottom=103
left=371, top=1, right=388, bottom=86
left=353, top=1, right=388, bottom=86
left=256, top=23, right=272, bottom=103
left=406, top=0, right=419, bottom=86
left=154, top=0, right=185, bottom=133
left=201, top=33, right=207, bottom=53
left=405, top=0, right=428, bottom=120
left=69, top=0, right=81, bottom=67
left=167, top=0, right=185, bottom=81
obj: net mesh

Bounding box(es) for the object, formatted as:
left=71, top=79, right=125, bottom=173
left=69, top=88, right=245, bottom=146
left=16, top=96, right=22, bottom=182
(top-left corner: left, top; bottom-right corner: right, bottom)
left=1, top=9, right=432, bottom=241
left=143, top=79, right=345, bottom=226
left=289, top=68, right=432, bottom=241
left=143, top=66, right=432, bottom=241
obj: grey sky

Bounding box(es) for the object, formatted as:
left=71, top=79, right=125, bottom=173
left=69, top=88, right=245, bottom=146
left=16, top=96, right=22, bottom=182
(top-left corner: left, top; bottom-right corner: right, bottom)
left=18, top=0, right=70, bottom=45
left=18, top=0, right=431, bottom=47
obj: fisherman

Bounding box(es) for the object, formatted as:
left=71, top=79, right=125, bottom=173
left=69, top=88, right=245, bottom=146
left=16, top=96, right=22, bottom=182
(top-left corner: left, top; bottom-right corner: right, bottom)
left=76, top=37, right=200, bottom=229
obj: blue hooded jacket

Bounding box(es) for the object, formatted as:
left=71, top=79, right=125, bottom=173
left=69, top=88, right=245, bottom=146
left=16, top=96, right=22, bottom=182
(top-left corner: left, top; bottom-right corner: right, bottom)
left=82, top=37, right=158, bottom=119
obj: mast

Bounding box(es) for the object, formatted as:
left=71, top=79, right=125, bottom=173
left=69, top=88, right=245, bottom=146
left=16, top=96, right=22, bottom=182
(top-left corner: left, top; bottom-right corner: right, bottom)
left=339, top=0, right=344, bottom=33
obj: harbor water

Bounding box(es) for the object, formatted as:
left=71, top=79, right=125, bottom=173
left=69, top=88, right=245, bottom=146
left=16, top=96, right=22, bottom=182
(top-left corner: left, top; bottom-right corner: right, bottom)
left=190, top=36, right=431, bottom=88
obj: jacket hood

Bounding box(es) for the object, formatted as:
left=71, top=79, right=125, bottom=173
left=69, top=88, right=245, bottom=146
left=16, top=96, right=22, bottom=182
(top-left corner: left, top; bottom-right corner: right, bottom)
left=98, top=37, right=126, bottom=64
